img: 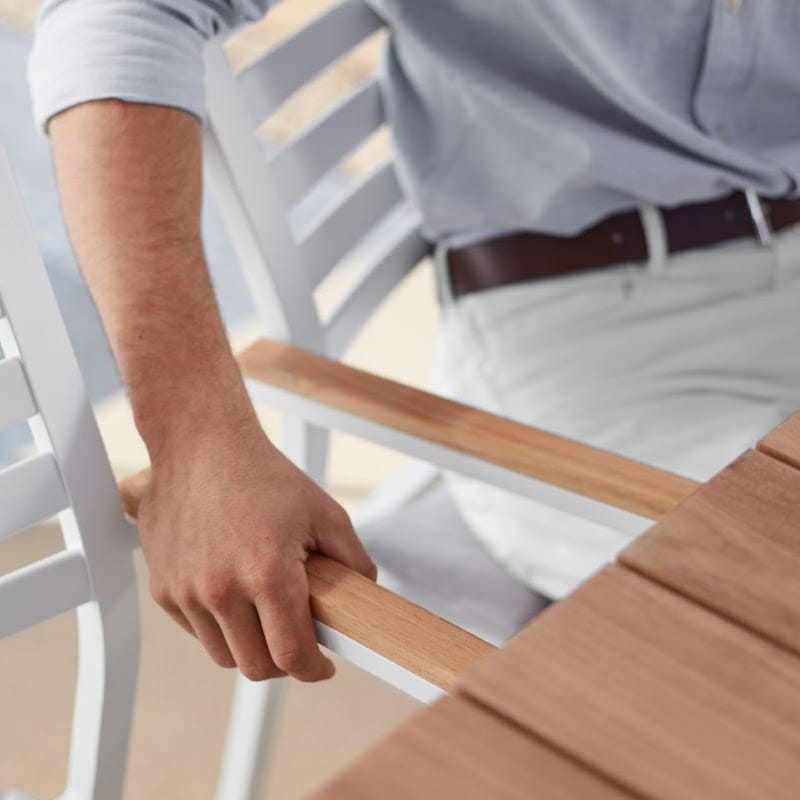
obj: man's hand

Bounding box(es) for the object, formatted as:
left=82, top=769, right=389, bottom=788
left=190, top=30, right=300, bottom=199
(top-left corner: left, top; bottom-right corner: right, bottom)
left=47, top=101, right=375, bottom=682
left=140, top=411, right=375, bottom=681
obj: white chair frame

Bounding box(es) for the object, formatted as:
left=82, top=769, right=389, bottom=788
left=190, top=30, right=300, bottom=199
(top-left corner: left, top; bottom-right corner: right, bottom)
left=0, top=150, right=140, bottom=800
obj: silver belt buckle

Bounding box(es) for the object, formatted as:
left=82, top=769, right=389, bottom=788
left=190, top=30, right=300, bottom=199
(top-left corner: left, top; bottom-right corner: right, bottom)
left=744, top=189, right=773, bottom=247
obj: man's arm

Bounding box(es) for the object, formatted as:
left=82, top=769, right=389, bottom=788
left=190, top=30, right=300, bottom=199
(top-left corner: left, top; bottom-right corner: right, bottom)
left=47, top=100, right=375, bottom=682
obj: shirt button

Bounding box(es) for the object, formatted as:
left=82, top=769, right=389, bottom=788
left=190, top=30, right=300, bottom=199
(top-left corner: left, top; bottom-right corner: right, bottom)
left=727, top=0, right=743, bottom=12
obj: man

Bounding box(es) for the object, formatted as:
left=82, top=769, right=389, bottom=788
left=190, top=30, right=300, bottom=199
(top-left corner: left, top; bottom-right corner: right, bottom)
left=28, top=1, right=800, bottom=681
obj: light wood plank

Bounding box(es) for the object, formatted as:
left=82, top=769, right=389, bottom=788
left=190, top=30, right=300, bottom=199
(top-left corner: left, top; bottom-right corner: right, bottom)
left=758, top=411, right=800, bottom=472
left=306, top=555, right=493, bottom=692
left=118, top=470, right=494, bottom=692
left=621, top=449, right=800, bottom=656
left=312, top=695, right=633, bottom=800
left=238, top=338, right=699, bottom=520
left=459, top=564, right=800, bottom=800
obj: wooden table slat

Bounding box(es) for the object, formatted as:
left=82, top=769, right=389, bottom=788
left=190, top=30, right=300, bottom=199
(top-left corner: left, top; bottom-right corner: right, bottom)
left=758, top=412, right=800, bottom=472
left=458, top=564, right=800, bottom=800
left=620, top=448, right=800, bottom=656
left=312, top=695, right=635, bottom=800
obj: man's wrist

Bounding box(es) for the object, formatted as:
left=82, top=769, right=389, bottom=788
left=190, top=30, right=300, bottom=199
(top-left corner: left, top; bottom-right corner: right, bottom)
left=133, top=361, right=261, bottom=468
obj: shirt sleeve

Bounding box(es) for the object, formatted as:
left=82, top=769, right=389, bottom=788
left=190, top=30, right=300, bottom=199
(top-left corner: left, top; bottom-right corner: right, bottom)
left=28, top=0, right=274, bottom=132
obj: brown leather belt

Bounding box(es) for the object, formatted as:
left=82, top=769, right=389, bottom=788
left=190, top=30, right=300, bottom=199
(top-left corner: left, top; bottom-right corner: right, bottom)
left=447, top=192, right=800, bottom=299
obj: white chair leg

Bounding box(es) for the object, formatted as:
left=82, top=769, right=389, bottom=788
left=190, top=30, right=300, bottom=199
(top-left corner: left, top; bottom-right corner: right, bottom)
left=215, top=675, right=287, bottom=800
left=64, top=579, right=140, bottom=800
left=280, top=416, right=329, bottom=484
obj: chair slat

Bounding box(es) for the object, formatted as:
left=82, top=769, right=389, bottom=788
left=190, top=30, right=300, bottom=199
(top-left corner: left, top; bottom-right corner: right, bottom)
left=300, top=161, right=404, bottom=288
left=0, top=550, right=92, bottom=638
left=324, top=208, right=430, bottom=356
left=0, top=453, right=69, bottom=541
left=269, top=78, right=385, bottom=209
left=0, top=356, right=36, bottom=433
left=237, top=0, right=384, bottom=127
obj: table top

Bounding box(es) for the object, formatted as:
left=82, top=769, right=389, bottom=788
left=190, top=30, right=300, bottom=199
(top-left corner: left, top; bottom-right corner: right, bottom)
left=312, top=411, right=800, bottom=800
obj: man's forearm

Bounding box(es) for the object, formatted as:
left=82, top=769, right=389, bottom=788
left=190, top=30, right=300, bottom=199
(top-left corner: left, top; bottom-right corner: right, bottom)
left=49, top=101, right=254, bottom=460
left=47, top=99, right=374, bottom=684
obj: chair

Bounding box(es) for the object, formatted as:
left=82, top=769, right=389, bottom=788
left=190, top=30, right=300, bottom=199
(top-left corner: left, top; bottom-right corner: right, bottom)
left=197, top=2, right=694, bottom=798
left=0, top=150, right=140, bottom=799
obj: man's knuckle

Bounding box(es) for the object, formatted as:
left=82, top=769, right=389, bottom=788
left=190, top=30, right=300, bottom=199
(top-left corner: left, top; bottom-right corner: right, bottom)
left=245, top=565, right=278, bottom=596
left=201, top=575, right=236, bottom=610
left=253, top=573, right=286, bottom=603
left=272, top=647, right=307, bottom=673
left=172, top=583, right=196, bottom=610
left=149, top=580, right=171, bottom=609
left=208, top=648, right=236, bottom=669
left=328, top=504, right=352, bottom=530
left=239, top=660, right=275, bottom=682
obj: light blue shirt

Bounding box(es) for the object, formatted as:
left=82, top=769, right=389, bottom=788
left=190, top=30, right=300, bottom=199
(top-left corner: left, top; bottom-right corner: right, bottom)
left=28, top=0, right=800, bottom=242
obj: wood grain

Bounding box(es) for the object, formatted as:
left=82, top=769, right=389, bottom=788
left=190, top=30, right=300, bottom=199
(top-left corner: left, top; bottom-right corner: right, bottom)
left=306, top=555, right=493, bottom=691
left=238, top=337, right=699, bottom=520
left=621, top=449, right=800, bottom=656
left=459, top=564, right=800, bottom=800
left=118, top=469, right=494, bottom=692
left=312, top=695, right=634, bottom=800
left=758, top=411, right=800, bottom=472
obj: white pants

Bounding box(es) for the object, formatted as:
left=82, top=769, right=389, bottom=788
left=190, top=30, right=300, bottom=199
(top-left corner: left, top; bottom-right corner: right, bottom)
left=433, top=220, right=800, bottom=599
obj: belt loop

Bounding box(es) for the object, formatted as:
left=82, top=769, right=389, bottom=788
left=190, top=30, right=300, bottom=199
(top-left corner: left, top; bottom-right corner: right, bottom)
left=434, top=243, right=456, bottom=306
left=744, top=189, right=773, bottom=248
left=639, top=202, right=668, bottom=273
left=743, top=190, right=778, bottom=287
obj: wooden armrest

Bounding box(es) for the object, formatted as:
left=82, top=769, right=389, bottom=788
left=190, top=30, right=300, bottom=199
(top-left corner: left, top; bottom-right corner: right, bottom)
left=118, top=472, right=494, bottom=691
left=238, top=338, right=700, bottom=521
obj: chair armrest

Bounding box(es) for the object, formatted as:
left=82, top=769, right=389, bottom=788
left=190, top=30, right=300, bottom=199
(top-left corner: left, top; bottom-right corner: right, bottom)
left=117, top=336, right=699, bottom=690
left=238, top=338, right=700, bottom=521
left=118, top=472, right=494, bottom=692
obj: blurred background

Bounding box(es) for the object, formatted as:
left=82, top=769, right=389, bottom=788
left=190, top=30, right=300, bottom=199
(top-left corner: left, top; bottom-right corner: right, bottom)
left=0, top=1, right=442, bottom=796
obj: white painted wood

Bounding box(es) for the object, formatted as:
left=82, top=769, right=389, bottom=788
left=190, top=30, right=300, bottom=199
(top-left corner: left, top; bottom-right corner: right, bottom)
left=323, top=208, right=429, bottom=357
left=214, top=677, right=287, bottom=800
left=350, top=460, right=441, bottom=529
left=0, top=454, right=69, bottom=541
left=205, top=41, right=325, bottom=351
left=0, top=550, right=91, bottom=638
left=281, top=415, right=330, bottom=485
left=0, top=149, right=140, bottom=800
left=245, top=379, right=651, bottom=537
left=315, top=621, right=439, bottom=704
left=0, top=357, right=36, bottom=433
left=269, top=78, right=384, bottom=209
left=299, top=160, right=404, bottom=287
left=236, top=0, right=383, bottom=128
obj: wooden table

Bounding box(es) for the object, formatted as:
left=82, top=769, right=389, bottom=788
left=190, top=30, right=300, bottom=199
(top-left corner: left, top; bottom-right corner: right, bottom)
left=312, top=413, right=800, bottom=799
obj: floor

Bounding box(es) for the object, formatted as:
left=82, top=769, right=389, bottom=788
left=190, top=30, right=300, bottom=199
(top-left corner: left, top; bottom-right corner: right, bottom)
left=1, top=2, right=442, bottom=798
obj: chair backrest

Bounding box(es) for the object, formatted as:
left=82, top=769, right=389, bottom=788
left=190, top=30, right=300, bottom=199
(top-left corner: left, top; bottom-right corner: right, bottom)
left=204, top=0, right=432, bottom=356
left=0, top=149, right=139, bottom=800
